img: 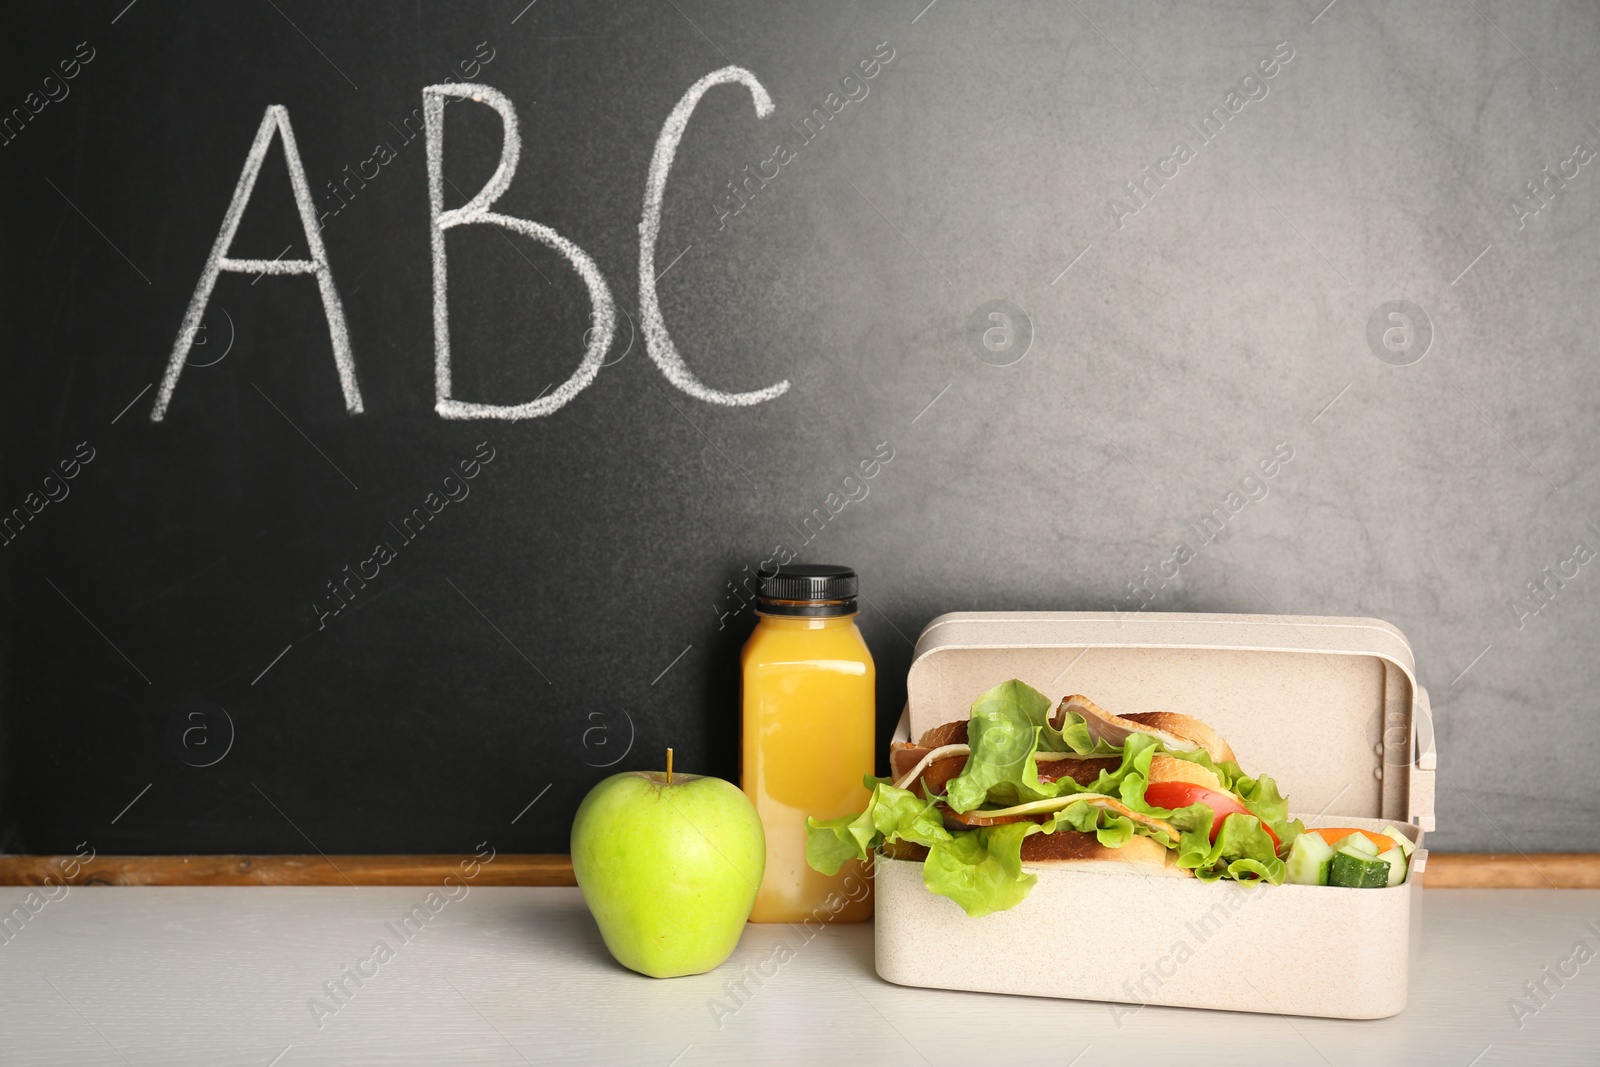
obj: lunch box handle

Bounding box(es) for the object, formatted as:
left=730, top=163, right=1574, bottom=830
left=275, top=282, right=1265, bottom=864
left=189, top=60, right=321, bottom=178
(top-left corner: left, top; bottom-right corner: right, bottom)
left=1409, top=685, right=1436, bottom=832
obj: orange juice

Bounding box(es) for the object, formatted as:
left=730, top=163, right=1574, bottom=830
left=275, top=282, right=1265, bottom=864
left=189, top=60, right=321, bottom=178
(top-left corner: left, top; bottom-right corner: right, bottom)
left=741, top=565, right=875, bottom=924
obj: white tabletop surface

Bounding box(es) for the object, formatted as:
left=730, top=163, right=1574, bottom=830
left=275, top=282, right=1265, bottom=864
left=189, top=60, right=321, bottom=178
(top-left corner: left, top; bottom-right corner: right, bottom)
left=0, top=886, right=1594, bottom=1065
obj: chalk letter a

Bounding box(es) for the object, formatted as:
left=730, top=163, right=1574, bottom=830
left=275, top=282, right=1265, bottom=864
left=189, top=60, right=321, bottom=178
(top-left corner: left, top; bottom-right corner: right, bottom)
left=424, top=84, right=615, bottom=419
left=151, top=106, right=360, bottom=422
left=640, top=68, right=789, bottom=407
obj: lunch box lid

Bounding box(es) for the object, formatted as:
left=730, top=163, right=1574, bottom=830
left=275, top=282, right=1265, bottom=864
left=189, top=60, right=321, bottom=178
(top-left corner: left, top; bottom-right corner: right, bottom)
left=901, top=611, right=1435, bottom=830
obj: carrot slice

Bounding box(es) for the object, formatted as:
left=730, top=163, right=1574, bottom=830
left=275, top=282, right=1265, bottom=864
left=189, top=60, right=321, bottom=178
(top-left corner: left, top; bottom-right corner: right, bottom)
left=1310, top=827, right=1394, bottom=852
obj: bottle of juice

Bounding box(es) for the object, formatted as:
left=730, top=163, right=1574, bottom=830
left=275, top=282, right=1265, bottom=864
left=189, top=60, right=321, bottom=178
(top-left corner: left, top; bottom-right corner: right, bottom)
left=741, top=565, right=875, bottom=924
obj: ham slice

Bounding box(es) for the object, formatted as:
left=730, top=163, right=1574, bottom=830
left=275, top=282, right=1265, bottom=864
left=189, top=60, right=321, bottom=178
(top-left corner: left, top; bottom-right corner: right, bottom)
left=1055, top=694, right=1239, bottom=761
left=1035, top=754, right=1121, bottom=786
left=889, top=740, right=970, bottom=798
left=916, top=720, right=969, bottom=748
left=1056, top=694, right=1198, bottom=752
left=890, top=744, right=1119, bottom=797
left=889, top=744, right=970, bottom=793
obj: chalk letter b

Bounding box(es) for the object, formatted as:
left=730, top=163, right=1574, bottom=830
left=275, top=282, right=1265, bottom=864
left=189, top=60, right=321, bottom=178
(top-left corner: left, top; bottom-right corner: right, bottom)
left=424, top=84, right=615, bottom=419
left=151, top=106, right=360, bottom=422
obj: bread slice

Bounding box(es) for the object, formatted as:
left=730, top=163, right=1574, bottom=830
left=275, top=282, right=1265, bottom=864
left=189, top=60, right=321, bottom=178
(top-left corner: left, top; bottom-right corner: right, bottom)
left=1020, top=830, right=1191, bottom=876
left=1146, top=753, right=1225, bottom=791
left=879, top=839, right=931, bottom=862
left=1123, top=711, right=1236, bottom=763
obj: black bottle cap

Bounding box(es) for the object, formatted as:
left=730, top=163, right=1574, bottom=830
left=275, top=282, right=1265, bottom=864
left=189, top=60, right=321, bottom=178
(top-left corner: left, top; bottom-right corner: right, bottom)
left=756, top=564, right=858, bottom=617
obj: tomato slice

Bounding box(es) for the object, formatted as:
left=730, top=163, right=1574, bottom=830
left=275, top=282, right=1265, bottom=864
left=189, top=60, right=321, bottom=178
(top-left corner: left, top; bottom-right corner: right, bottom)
left=1142, top=781, right=1280, bottom=849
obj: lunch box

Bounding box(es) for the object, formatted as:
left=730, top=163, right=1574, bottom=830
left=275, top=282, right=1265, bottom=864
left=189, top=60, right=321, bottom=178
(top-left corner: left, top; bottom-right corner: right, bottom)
left=874, top=611, right=1435, bottom=1019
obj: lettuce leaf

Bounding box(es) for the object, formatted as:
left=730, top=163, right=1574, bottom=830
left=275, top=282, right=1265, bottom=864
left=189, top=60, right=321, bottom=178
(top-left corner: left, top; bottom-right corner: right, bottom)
left=943, top=680, right=1119, bottom=813
left=922, top=822, right=1038, bottom=917
left=943, top=681, right=1055, bottom=813
left=805, top=778, right=950, bottom=875
left=1039, top=798, right=1137, bottom=848
left=1231, top=771, right=1305, bottom=850
left=1166, top=805, right=1286, bottom=883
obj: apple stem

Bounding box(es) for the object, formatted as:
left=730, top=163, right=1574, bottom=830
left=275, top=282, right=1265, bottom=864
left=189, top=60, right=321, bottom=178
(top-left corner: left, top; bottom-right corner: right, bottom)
left=666, top=747, right=673, bottom=785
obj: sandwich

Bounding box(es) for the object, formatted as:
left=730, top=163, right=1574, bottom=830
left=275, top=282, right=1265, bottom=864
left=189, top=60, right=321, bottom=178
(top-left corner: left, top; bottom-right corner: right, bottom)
left=805, top=679, right=1304, bottom=916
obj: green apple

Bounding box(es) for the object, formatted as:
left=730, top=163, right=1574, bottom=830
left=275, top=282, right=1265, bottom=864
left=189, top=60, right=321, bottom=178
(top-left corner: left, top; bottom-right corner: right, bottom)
left=571, top=767, right=765, bottom=978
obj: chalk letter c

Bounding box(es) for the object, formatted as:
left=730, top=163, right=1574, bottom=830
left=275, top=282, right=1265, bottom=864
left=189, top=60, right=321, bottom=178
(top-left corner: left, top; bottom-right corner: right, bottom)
left=639, top=68, right=790, bottom=407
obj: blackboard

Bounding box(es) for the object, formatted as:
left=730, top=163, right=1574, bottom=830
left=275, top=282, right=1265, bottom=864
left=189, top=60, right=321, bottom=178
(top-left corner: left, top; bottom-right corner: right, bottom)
left=4, top=1, right=1597, bottom=856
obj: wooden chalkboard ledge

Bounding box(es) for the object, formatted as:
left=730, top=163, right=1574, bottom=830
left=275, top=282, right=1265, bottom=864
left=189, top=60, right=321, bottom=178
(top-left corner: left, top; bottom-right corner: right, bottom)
left=1, top=852, right=1598, bottom=887
left=1422, top=852, right=1600, bottom=889
left=0, top=854, right=576, bottom=887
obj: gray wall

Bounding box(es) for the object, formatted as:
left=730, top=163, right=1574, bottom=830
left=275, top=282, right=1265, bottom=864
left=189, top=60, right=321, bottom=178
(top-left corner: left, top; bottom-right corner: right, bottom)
left=805, top=0, right=1600, bottom=852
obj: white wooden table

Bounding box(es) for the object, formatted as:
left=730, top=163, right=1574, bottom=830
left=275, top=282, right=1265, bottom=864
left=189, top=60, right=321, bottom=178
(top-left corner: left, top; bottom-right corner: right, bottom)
left=0, top=887, right=1594, bottom=1065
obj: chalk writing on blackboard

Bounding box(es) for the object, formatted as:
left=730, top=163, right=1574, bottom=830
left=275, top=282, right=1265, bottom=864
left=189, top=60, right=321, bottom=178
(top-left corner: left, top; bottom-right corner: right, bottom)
left=150, top=105, right=360, bottom=423
left=639, top=66, right=790, bottom=407
left=152, top=67, right=804, bottom=423
left=424, top=84, right=616, bottom=420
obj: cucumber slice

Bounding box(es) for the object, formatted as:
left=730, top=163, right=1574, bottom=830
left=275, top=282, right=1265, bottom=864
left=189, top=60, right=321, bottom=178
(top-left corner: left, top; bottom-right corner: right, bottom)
left=1286, top=831, right=1335, bottom=885
left=1381, top=826, right=1416, bottom=857
left=1333, top=833, right=1380, bottom=857
left=1329, top=847, right=1391, bottom=888
left=1377, top=847, right=1408, bottom=886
